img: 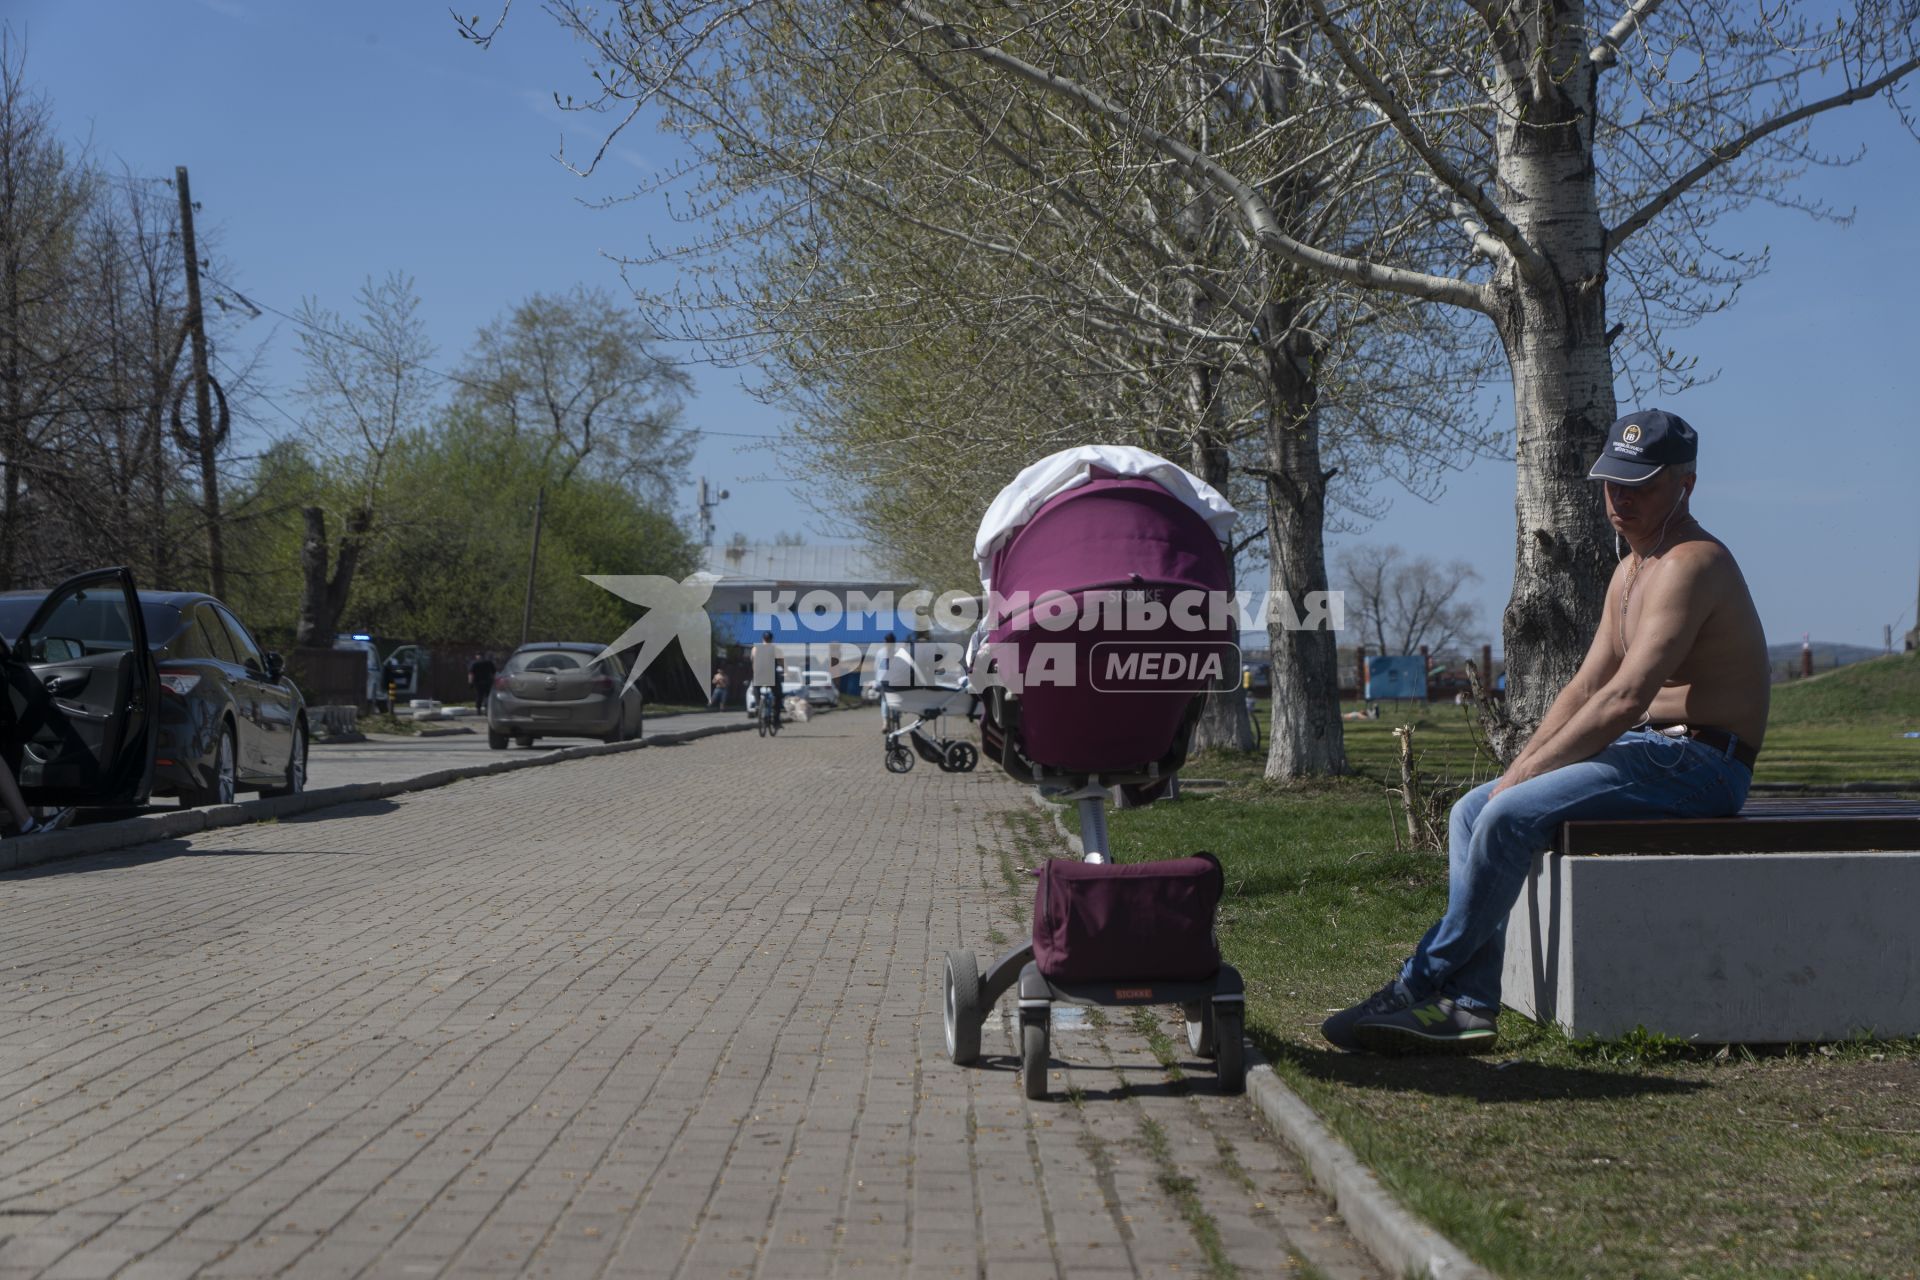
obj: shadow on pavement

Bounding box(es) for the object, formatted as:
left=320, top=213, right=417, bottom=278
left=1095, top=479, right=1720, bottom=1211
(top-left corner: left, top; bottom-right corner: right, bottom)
left=0, top=799, right=404, bottom=880
left=1064, top=1076, right=1206, bottom=1102
left=1272, top=1038, right=1709, bottom=1103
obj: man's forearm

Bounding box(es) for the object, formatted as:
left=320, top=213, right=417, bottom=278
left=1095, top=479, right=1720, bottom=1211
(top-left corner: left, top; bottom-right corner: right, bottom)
left=1507, top=680, right=1589, bottom=775
left=1507, top=685, right=1645, bottom=784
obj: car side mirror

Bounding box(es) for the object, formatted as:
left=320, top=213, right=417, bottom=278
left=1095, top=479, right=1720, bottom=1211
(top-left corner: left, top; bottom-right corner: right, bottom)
left=38, top=636, right=84, bottom=662
left=265, top=651, right=285, bottom=681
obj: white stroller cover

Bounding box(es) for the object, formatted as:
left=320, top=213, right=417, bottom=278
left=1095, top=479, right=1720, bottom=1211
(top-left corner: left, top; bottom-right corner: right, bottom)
left=972, top=444, right=1238, bottom=593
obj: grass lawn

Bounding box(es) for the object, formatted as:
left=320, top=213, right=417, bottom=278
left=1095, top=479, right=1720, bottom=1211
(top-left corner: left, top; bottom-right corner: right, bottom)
left=1270, top=649, right=1920, bottom=790
left=1059, top=653, right=1920, bottom=1278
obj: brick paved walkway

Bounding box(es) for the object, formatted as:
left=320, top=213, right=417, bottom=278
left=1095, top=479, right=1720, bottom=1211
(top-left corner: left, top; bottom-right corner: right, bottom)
left=0, top=720, right=1379, bottom=1279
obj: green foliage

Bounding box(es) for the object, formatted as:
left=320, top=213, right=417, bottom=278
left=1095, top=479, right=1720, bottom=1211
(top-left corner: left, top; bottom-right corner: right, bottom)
left=220, top=440, right=322, bottom=638
left=223, top=410, right=693, bottom=648
left=454, top=284, right=692, bottom=503
left=357, top=411, right=693, bottom=645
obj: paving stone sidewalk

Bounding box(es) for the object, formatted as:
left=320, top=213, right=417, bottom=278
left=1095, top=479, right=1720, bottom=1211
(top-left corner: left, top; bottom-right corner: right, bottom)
left=0, top=720, right=1380, bottom=1279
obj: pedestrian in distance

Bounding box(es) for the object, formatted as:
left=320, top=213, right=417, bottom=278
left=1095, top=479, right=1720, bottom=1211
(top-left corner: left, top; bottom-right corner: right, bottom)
left=467, top=652, right=496, bottom=713
left=875, top=631, right=900, bottom=728
left=709, top=667, right=729, bottom=710
left=750, top=632, right=785, bottom=729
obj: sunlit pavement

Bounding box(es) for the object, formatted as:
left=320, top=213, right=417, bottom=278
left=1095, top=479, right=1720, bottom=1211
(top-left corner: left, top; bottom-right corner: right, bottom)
left=0, top=720, right=1378, bottom=1279
left=302, top=709, right=753, bottom=791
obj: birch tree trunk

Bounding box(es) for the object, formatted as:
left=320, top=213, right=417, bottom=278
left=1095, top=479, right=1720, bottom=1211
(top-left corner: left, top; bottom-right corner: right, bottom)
left=1187, top=387, right=1255, bottom=753
left=1260, top=315, right=1347, bottom=780
left=1480, top=16, right=1617, bottom=759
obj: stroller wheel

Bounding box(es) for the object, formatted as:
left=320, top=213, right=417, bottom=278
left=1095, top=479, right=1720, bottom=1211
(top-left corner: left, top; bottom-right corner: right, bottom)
left=885, top=743, right=914, bottom=773
left=1214, top=1005, right=1246, bottom=1095
left=943, top=951, right=982, bottom=1064
left=1021, top=1014, right=1050, bottom=1100
left=1184, top=1001, right=1218, bottom=1059
left=944, top=742, right=979, bottom=773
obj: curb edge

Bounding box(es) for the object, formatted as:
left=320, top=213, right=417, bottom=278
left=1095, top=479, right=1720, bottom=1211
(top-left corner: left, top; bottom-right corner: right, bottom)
left=1245, top=1048, right=1495, bottom=1280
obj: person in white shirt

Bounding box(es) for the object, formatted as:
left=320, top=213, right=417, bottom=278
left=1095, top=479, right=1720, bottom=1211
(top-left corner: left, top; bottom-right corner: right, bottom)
left=874, top=632, right=901, bottom=726
left=750, top=632, right=785, bottom=728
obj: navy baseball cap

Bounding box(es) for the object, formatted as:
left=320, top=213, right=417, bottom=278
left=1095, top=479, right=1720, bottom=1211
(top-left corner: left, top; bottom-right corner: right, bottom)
left=1588, top=409, right=1697, bottom=485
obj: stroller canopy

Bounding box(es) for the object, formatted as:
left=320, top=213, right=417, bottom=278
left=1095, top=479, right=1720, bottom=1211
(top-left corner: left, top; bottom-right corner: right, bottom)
left=974, top=445, right=1236, bottom=594
left=989, top=476, right=1233, bottom=625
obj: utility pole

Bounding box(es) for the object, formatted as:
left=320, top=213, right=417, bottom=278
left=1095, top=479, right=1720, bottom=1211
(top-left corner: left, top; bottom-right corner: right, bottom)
left=697, top=477, right=729, bottom=546
left=174, top=166, right=227, bottom=597
left=520, top=486, right=546, bottom=647
left=1909, top=544, right=1920, bottom=652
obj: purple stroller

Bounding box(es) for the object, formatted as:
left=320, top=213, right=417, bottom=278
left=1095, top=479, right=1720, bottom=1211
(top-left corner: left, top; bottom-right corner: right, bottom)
left=943, top=461, right=1247, bottom=1098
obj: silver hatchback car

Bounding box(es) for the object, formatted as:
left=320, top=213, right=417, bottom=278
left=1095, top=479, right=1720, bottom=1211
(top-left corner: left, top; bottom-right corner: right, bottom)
left=487, top=642, right=643, bottom=749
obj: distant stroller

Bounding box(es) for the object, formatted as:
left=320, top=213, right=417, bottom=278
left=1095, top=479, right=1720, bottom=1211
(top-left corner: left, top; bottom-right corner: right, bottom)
left=943, top=446, right=1248, bottom=1098
left=882, top=682, right=978, bottom=774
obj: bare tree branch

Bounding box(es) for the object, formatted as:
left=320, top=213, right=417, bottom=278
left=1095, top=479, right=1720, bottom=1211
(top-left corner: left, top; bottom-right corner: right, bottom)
left=879, top=0, right=1493, bottom=313
left=1607, top=54, right=1920, bottom=255
left=1305, top=0, right=1550, bottom=287
left=1590, top=0, right=1667, bottom=68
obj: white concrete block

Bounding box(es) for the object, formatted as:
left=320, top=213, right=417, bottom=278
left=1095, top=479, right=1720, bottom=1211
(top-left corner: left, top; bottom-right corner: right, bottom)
left=1503, top=852, right=1920, bottom=1043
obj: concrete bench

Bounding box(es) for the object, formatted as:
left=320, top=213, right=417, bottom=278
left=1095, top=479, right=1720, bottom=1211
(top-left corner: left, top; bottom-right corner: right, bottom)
left=1502, top=798, right=1920, bottom=1043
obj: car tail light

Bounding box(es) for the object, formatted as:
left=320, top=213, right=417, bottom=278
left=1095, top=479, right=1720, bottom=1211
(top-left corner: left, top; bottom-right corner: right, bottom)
left=494, top=675, right=512, bottom=690
left=159, top=673, right=201, bottom=696
left=589, top=674, right=617, bottom=694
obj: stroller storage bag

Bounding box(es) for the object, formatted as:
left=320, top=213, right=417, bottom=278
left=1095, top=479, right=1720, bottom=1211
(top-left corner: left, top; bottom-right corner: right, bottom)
left=1032, top=853, right=1224, bottom=984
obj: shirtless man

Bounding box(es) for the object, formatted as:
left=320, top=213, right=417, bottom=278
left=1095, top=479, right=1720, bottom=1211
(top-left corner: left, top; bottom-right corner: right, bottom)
left=1323, top=408, right=1770, bottom=1054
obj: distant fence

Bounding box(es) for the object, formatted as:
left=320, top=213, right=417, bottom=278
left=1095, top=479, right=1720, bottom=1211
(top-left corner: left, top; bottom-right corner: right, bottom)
left=288, top=648, right=368, bottom=707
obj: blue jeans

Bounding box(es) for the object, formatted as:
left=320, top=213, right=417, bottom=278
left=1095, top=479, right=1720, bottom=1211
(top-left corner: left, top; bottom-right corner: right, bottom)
left=1402, top=729, right=1754, bottom=1012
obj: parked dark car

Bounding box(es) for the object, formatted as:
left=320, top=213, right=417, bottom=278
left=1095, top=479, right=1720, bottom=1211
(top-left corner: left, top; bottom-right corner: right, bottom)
left=0, top=569, right=307, bottom=810
left=487, top=642, right=643, bottom=749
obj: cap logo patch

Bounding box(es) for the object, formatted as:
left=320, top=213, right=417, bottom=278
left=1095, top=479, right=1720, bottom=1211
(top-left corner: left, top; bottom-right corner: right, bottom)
left=1622, top=424, right=1642, bottom=443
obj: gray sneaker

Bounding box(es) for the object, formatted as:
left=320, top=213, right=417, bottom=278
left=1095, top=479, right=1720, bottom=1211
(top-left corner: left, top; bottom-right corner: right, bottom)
left=15, top=807, right=75, bottom=837
left=1321, top=978, right=1414, bottom=1051
left=1352, top=996, right=1498, bottom=1055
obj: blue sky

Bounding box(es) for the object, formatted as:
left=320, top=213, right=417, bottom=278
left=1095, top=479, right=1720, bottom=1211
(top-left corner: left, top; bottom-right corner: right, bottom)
left=15, top=1, right=1920, bottom=650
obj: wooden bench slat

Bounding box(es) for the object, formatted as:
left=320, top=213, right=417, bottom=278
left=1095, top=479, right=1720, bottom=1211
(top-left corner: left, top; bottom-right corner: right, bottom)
left=1736, top=797, right=1920, bottom=814
left=1562, top=815, right=1920, bottom=856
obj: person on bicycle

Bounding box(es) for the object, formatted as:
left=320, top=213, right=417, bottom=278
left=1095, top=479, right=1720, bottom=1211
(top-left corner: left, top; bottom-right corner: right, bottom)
left=751, top=632, right=785, bottom=729
left=874, top=631, right=899, bottom=728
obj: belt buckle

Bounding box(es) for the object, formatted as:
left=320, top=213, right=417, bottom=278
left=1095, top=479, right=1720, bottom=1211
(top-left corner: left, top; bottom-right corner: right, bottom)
left=1657, top=723, right=1689, bottom=739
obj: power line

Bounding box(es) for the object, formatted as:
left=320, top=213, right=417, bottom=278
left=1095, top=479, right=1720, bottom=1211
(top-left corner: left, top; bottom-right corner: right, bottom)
left=211, top=352, right=303, bottom=435
left=199, top=270, right=784, bottom=442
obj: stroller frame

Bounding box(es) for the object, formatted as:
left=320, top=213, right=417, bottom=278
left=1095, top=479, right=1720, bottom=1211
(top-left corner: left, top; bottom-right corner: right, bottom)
left=942, top=781, right=1246, bottom=1100
left=945, top=462, right=1245, bottom=1100
left=882, top=687, right=978, bottom=774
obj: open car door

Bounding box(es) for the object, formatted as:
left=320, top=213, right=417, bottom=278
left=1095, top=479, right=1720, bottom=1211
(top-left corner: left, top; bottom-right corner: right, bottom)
left=0, top=567, right=157, bottom=808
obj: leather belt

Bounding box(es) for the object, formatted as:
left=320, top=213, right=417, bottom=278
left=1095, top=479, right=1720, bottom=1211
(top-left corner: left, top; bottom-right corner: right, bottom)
left=1638, top=722, right=1759, bottom=771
